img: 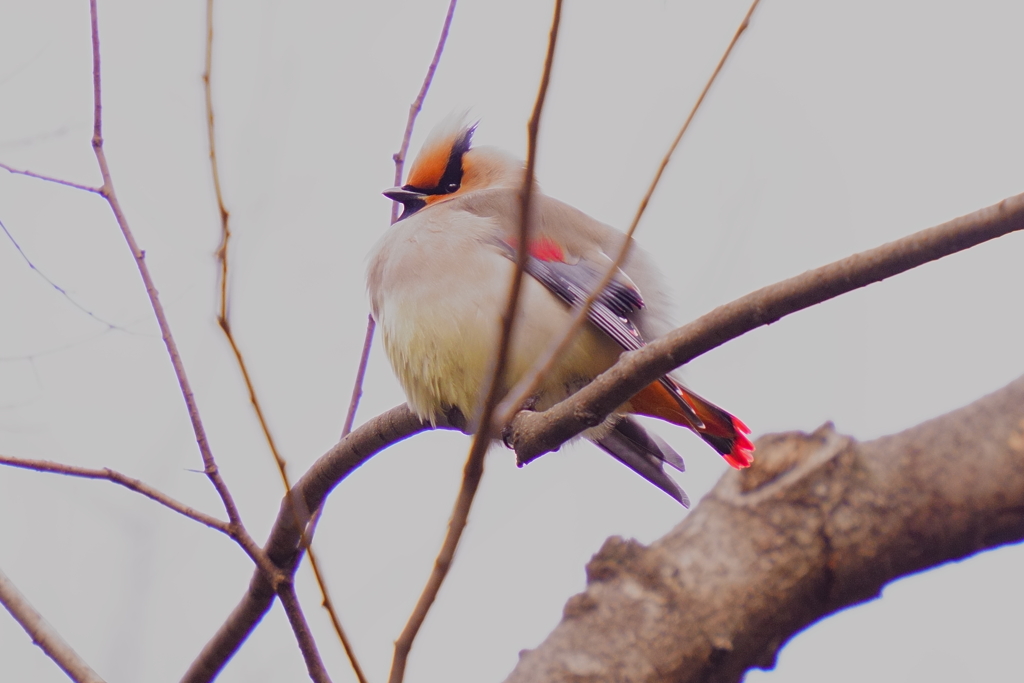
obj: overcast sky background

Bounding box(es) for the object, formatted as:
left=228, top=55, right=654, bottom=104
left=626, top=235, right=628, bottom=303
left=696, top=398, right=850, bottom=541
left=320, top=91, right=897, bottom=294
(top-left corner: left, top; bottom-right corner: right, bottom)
left=1, top=0, right=1023, bottom=681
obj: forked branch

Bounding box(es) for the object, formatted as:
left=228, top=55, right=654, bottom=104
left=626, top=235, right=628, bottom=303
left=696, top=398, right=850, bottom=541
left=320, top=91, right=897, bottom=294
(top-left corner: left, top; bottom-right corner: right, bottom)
left=181, top=405, right=464, bottom=683
left=87, top=0, right=243, bottom=534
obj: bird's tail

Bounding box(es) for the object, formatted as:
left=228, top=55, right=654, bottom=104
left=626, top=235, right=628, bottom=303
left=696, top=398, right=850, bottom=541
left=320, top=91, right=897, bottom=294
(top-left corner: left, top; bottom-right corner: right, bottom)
left=629, top=378, right=754, bottom=469
left=592, top=416, right=690, bottom=506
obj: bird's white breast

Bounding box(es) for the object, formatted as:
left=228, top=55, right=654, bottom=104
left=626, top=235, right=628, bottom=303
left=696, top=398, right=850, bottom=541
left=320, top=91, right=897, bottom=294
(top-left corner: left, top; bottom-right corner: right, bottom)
left=366, top=206, right=620, bottom=423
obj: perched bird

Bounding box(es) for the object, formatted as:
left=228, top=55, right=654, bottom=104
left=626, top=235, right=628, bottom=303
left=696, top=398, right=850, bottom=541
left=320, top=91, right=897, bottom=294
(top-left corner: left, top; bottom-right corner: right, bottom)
left=367, top=118, right=753, bottom=506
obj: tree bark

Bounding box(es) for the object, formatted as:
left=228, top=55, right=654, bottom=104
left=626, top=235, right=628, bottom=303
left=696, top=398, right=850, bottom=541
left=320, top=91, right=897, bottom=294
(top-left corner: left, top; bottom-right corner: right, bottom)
left=504, top=374, right=1024, bottom=683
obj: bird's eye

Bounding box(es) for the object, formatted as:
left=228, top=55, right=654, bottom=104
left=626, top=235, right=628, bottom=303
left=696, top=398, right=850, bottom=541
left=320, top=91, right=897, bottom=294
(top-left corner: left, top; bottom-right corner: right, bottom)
left=446, top=182, right=459, bottom=193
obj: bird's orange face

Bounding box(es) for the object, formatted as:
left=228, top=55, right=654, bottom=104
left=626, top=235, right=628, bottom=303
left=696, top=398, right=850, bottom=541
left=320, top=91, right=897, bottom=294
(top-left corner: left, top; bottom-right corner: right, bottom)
left=385, top=123, right=477, bottom=220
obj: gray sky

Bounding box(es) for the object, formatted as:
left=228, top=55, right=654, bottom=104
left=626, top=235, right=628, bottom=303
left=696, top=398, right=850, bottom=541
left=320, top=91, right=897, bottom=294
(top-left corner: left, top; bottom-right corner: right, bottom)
left=1, top=0, right=1022, bottom=681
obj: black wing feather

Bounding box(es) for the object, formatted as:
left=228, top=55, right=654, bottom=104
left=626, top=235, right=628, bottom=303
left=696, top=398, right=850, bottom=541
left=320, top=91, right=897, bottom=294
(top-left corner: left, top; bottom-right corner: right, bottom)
left=492, top=239, right=697, bottom=506
left=494, top=241, right=702, bottom=427
left=594, top=417, right=690, bottom=506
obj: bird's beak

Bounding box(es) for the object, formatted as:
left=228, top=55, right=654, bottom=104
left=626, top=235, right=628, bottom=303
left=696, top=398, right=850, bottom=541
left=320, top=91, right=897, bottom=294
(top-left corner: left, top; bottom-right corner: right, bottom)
left=383, top=187, right=427, bottom=203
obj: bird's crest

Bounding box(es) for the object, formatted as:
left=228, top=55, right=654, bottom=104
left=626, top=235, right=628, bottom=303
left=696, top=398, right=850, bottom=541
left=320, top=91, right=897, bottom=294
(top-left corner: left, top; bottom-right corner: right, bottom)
left=405, top=115, right=477, bottom=193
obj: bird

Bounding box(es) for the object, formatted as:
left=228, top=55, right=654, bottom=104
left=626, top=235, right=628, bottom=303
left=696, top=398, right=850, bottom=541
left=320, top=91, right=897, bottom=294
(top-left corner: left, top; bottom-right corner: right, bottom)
left=367, top=117, right=753, bottom=506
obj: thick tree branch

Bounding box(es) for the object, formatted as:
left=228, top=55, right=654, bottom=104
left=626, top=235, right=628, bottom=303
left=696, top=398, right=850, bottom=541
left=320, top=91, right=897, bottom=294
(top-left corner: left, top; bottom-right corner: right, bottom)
left=508, top=190, right=1024, bottom=463
left=0, top=566, right=106, bottom=683
left=180, top=405, right=464, bottom=683
left=503, top=373, right=1024, bottom=683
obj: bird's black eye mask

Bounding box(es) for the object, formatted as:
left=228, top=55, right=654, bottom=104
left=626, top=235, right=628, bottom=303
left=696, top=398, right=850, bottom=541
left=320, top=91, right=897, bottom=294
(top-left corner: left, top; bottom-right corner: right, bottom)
left=404, top=124, right=476, bottom=198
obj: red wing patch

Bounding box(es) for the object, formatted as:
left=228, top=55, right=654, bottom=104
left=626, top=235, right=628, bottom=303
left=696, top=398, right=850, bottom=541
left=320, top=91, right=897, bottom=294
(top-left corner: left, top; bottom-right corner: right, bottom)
left=504, top=236, right=566, bottom=263
left=528, top=238, right=565, bottom=262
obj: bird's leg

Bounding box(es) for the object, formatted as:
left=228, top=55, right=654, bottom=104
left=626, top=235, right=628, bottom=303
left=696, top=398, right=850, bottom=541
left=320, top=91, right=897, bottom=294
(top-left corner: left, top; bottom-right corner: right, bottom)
left=502, top=395, right=539, bottom=449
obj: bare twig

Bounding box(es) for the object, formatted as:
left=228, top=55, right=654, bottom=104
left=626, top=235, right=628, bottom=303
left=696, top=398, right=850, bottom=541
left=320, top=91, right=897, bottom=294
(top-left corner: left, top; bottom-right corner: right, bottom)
left=0, top=216, right=124, bottom=330
left=495, top=0, right=763, bottom=428
left=81, top=0, right=293, bottom=597
left=390, top=0, right=460, bottom=222
left=202, top=3, right=361, bottom=677
left=387, top=3, right=563, bottom=683
left=341, top=314, right=376, bottom=438
left=0, top=454, right=278, bottom=584
left=0, top=566, right=106, bottom=683
left=303, top=546, right=365, bottom=682
left=182, top=404, right=461, bottom=683
left=508, top=190, right=1024, bottom=462
left=2, top=0, right=281, bottom=590
left=202, top=0, right=231, bottom=324
left=86, top=0, right=242, bottom=529
left=278, top=583, right=334, bottom=683
left=0, top=161, right=100, bottom=194
left=0, top=454, right=230, bottom=533
left=342, top=0, right=461, bottom=442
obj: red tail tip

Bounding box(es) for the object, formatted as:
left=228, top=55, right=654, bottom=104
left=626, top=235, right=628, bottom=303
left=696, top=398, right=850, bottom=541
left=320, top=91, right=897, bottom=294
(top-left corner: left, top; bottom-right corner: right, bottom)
left=732, top=415, right=751, bottom=434
left=724, top=416, right=754, bottom=469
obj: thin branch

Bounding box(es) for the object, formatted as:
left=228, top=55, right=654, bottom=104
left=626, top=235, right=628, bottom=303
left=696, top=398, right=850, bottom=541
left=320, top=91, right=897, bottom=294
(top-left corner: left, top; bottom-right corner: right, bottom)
left=304, top=546, right=366, bottom=683
left=181, top=404, right=462, bottom=683
left=0, top=329, right=114, bottom=362
left=202, top=2, right=362, bottom=676
left=0, top=454, right=230, bottom=533
left=390, top=0, right=459, bottom=222
left=495, top=0, right=762, bottom=428
left=341, top=314, right=375, bottom=438
left=0, top=161, right=101, bottom=194
left=508, top=190, right=1024, bottom=462
left=278, top=583, right=334, bottom=683
left=0, top=216, right=124, bottom=330
left=387, top=3, right=562, bottom=683
left=202, top=0, right=232, bottom=324
left=0, top=566, right=106, bottom=683
left=87, top=0, right=242, bottom=530
left=84, top=0, right=288, bottom=594
left=342, top=0, right=460, bottom=441
left=0, top=453, right=281, bottom=584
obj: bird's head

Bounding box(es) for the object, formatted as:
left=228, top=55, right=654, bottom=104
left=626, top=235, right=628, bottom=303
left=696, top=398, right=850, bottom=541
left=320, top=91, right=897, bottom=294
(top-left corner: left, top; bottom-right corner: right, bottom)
left=384, top=119, right=523, bottom=220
